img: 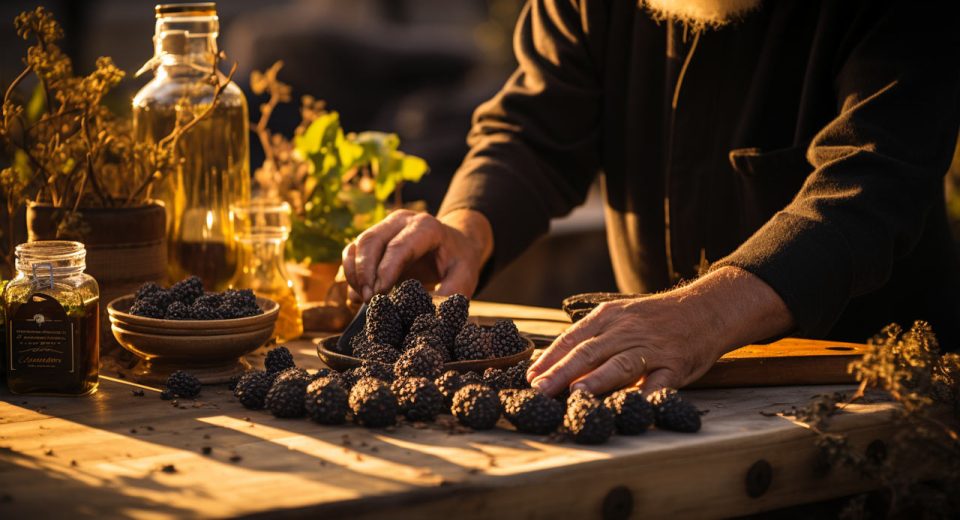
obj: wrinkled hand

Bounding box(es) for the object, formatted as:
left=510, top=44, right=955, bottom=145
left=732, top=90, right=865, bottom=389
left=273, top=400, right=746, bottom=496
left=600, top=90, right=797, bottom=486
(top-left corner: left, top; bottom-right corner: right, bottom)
left=341, top=209, right=493, bottom=303
left=526, top=267, right=795, bottom=395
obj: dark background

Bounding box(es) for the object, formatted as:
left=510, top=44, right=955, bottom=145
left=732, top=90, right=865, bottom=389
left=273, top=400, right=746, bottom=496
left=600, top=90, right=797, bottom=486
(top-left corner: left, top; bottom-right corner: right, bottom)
left=0, top=0, right=617, bottom=307
left=2, top=1, right=958, bottom=307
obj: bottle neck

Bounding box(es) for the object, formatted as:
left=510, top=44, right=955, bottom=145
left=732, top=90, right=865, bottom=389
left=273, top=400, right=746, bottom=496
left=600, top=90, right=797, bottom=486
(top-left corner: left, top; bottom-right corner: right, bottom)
left=152, top=13, right=219, bottom=78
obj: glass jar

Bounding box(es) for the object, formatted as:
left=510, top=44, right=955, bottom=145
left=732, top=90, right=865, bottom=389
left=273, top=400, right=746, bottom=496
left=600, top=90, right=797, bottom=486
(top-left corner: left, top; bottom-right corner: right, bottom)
left=230, top=201, right=303, bottom=342
left=133, top=2, right=250, bottom=291
left=3, top=241, right=100, bottom=395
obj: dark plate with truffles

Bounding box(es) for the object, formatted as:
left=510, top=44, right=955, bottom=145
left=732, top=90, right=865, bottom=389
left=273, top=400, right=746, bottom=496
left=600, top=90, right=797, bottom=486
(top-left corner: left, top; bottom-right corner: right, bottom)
left=314, top=279, right=536, bottom=374
left=314, top=332, right=535, bottom=373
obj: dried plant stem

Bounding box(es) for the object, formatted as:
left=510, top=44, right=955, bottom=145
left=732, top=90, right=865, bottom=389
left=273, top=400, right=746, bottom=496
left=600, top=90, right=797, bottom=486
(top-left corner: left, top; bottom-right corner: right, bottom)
left=80, top=114, right=110, bottom=207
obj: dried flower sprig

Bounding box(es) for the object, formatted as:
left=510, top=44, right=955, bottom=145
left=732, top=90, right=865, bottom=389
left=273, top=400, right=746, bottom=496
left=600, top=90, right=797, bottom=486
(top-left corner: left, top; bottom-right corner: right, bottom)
left=0, top=7, right=236, bottom=275
left=772, top=322, right=960, bottom=517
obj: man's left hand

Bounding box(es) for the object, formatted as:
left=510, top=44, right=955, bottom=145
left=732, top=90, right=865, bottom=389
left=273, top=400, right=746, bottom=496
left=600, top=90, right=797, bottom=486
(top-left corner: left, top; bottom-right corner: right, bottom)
left=526, top=266, right=795, bottom=396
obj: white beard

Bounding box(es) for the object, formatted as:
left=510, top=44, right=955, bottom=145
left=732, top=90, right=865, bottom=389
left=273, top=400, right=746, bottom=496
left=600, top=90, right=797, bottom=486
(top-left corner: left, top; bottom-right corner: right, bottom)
left=644, top=0, right=762, bottom=29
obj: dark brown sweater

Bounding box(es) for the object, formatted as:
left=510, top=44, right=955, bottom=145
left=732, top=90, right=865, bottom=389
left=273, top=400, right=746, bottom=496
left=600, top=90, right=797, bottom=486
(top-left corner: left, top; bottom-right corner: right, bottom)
left=439, top=0, right=960, bottom=347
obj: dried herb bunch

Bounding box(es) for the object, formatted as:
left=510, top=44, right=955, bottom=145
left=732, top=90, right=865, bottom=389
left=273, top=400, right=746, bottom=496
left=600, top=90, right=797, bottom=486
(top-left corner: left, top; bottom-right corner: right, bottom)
left=785, top=322, right=960, bottom=518
left=0, top=7, right=235, bottom=272
left=250, top=61, right=429, bottom=264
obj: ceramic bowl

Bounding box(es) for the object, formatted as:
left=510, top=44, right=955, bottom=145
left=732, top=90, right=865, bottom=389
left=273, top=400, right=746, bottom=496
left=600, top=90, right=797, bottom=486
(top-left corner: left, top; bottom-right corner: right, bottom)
left=108, top=295, right=279, bottom=333
left=106, top=295, right=280, bottom=385
left=314, top=333, right=535, bottom=373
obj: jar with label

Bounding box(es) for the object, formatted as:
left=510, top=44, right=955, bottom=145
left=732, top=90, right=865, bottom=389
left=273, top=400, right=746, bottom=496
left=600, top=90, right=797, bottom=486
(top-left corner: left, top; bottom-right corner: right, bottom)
left=2, top=241, right=100, bottom=395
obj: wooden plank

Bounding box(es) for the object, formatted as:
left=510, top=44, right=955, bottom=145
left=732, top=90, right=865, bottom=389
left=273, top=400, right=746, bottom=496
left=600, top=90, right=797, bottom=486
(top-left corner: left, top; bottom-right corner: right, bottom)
left=1, top=377, right=895, bottom=518
left=0, top=301, right=895, bottom=518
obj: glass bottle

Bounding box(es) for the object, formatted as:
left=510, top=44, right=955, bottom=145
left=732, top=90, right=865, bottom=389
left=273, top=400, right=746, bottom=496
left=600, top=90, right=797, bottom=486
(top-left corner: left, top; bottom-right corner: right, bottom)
left=230, top=201, right=303, bottom=342
left=133, top=2, right=250, bottom=291
left=3, top=241, right=100, bottom=396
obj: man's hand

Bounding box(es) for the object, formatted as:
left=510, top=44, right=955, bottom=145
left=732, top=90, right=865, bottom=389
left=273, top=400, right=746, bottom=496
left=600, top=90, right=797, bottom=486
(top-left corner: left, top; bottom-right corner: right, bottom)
left=341, top=209, right=494, bottom=303
left=526, top=266, right=795, bottom=395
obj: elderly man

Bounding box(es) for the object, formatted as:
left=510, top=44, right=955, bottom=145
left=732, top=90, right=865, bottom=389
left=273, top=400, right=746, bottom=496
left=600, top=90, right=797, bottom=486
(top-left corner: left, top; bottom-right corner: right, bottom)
left=342, top=0, right=960, bottom=396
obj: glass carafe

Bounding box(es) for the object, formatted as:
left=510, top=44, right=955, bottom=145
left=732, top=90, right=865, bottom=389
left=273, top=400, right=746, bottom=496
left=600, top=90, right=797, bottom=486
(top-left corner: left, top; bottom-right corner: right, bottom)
left=230, top=201, right=303, bottom=342
left=3, top=241, right=100, bottom=395
left=132, top=2, right=250, bottom=291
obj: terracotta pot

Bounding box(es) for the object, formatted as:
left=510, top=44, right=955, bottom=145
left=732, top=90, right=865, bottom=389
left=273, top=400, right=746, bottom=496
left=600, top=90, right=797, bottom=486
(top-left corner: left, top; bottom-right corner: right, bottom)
left=287, top=261, right=340, bottom=303
left=27, top=202, right=167, bottom=352
left=286, top=260, right=354, bottom=332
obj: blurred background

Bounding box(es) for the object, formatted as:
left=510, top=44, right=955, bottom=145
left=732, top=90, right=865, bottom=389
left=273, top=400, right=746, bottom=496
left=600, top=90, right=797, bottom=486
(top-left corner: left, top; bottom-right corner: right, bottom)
left=0, top=0, right=616, bottom=308
left=2, top=0, right=959, bottom=308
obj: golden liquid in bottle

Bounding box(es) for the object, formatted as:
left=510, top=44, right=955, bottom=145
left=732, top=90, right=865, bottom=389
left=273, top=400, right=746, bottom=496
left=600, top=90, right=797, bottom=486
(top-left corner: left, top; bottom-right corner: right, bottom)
left=133, top=103, right=250, bottom=290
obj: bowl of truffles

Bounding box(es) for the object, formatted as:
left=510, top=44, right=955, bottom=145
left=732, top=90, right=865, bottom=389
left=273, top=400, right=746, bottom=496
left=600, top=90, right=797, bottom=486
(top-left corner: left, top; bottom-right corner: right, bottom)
left=107, top=276, right=279, bottom=384
left=314, top=280, right=535, bottom=375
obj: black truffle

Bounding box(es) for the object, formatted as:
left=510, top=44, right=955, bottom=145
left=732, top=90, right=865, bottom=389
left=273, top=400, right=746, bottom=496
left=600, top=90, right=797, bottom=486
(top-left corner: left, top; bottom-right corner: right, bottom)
left=365, top=293, right=404, bottom=347
left=451, top=384, right=502, bottom=430
left=265, top=375, right=310, bottom=418
left=489, top=319, right=527, bottom=358
left=454, top=323, right=492, bottom=361
left=390, top=279, right=435, bottom=329
left=305, top=377, right=349, bottom=425
left=647, top=388, right=701, bottom=433
left=233, top=370, right=272, bottom=409
left=392, top=377, right=445, bottom=422
left=395, top=345, right=444, bottom=380
left=564, top=389, right=615, bottom=444
left=604, top=388, right=655, bottom=435
left=349, top=378, right=398, bottom=427
left=165, top=370, right=201, bottom=398
left=504, top=389, right=564, bottom=435
left=265, top=346, right=296, bottom=375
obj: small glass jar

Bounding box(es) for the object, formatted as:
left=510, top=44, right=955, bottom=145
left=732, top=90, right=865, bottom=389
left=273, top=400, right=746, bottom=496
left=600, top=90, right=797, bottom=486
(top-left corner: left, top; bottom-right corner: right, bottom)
left=230, top=201, right=303, bottom=342
left=3, top=241, right=100, bottom=395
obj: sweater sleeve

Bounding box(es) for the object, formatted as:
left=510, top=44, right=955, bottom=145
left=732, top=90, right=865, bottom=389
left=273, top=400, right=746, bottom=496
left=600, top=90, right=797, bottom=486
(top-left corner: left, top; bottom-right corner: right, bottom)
left=438, top=0, right=605, bottom=273
left=713, top=2, right=960, bottom=336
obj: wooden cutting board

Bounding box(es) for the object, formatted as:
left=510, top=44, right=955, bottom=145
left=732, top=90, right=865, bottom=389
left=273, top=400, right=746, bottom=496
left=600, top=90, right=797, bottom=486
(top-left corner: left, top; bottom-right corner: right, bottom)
left=687, top=337, right=867, bottom=388
left=468, top=301, right=868, bottom=389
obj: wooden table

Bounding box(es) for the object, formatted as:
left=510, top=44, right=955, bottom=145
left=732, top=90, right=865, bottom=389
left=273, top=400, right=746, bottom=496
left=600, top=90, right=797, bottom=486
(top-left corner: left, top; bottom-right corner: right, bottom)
left=0, top=302, right=898, bottom=519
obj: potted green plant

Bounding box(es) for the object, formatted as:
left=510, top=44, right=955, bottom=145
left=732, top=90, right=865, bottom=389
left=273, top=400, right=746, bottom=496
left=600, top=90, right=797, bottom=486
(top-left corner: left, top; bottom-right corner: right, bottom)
left=250, top=62, right=429, bottom=329
left=0, top=8, right=233, bottom=343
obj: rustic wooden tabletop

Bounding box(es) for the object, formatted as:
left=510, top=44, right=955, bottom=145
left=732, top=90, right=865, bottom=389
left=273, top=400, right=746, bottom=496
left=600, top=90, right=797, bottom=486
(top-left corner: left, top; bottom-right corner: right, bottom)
left=0, top=302, right=895, bottom=519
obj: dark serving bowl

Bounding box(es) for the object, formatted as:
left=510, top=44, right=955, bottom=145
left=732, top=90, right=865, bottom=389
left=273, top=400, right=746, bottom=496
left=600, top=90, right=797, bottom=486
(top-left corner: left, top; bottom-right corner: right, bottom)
left=314, top=334, right=536, bottom=373
left=561, top=292, right=643, bottom=322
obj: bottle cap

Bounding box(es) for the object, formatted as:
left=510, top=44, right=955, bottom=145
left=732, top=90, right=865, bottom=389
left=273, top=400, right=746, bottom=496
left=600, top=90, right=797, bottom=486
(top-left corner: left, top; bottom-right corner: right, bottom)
left=155, top=3, right=216, bottom=18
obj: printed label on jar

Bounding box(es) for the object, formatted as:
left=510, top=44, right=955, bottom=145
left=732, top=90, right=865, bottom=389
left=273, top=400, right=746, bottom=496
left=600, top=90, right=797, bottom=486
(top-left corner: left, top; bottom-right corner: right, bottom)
left=9, top=293, right=74, bottom=373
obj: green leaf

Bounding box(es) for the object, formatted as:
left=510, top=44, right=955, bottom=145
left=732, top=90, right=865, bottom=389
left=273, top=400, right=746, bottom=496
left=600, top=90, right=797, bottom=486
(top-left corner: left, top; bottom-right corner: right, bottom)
left=295, top=112, right=341, bottom=158
left=26, top=84, right=46, bottom=123
left=397, top=154, right=429, bottom=183
left=287, top=218, right=349, bottom=264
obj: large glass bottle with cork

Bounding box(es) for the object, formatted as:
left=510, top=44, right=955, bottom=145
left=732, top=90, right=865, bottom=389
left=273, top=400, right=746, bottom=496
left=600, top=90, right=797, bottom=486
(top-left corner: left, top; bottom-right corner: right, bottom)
left=133, top=2, right=250, bottom=291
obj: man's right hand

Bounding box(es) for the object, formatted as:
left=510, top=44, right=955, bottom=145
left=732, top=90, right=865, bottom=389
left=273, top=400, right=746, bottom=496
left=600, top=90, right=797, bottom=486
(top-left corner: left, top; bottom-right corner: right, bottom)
left=341, top=208, right=494, bottom=304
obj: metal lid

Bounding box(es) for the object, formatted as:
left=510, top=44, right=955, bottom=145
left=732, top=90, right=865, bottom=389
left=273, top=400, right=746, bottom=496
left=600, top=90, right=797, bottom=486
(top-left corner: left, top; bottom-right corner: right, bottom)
left=155, top=3, right=216, bottom=17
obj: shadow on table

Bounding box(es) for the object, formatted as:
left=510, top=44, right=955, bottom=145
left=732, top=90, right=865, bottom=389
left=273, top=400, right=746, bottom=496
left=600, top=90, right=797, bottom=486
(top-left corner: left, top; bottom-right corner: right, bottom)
left=0, top=446, right=196, bottom=518
left=2, top=378, right=516, bottom=507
